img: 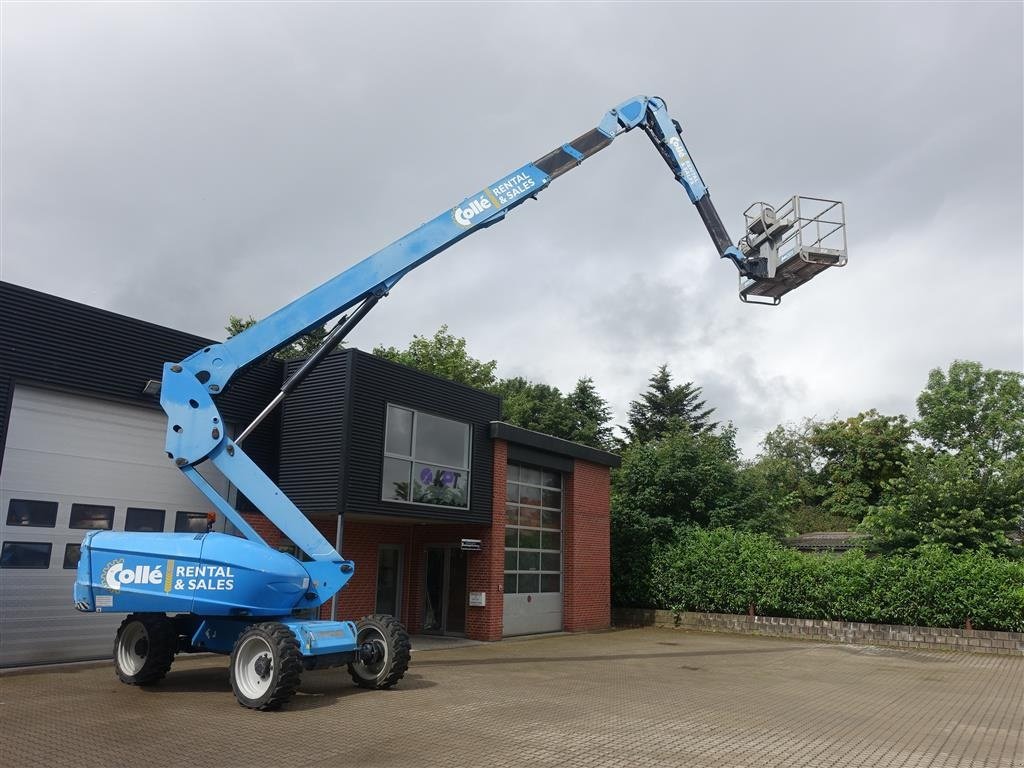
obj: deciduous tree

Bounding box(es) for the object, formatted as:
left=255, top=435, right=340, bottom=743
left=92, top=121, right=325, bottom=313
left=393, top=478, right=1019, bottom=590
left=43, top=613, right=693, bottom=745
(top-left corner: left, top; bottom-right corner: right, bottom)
left=372, top=325, right=498, bottom=390
left=810, top=409, right=912, bottom=520
left=372, top=327, right=615, bottom=449
left=862, top=362, right=1024, bottom=555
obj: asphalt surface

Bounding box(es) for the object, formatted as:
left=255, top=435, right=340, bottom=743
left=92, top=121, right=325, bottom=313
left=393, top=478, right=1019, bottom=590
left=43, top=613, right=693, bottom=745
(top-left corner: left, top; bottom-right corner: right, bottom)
left=1, top=627, right=1021, bottom=767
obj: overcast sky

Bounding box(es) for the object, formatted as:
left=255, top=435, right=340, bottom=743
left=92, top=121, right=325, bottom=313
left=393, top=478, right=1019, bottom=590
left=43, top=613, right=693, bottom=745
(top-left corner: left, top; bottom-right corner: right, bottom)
left=2, top=2, right=1022, bottom=456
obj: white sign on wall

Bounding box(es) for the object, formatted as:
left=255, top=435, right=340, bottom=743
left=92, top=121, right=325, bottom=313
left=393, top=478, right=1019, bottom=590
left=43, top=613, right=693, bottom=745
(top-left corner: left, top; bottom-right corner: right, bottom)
left=469, top=591, right=486, bottom=607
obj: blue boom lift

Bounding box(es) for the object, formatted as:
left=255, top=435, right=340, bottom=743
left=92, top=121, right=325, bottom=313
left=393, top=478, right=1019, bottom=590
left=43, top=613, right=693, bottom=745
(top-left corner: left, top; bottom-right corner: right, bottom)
left=73, top=95, right=847, bottom=710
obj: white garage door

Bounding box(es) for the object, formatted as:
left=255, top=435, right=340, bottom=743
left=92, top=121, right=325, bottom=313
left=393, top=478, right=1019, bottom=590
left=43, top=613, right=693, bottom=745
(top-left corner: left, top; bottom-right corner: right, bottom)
left=503, top=463, right=563, bottom=636
left=0, top=386, right=231, bottom=667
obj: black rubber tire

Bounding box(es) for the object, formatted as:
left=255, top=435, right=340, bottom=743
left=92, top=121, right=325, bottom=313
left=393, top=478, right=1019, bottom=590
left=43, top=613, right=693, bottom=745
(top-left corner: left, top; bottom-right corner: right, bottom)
left=113, top=613, right=176, bottom=685
left=348, top=614, right=411, bottom=689
left=229, top=622, right=302, bottom=711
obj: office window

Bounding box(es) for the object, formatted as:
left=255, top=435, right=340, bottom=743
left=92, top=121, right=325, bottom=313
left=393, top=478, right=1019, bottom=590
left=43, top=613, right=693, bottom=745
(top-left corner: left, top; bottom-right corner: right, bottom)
left=382, top=405, right=471, bottom=509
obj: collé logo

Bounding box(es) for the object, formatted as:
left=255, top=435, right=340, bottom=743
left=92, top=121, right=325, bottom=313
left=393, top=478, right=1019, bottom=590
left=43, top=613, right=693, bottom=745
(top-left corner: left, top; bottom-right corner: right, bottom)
left=101, top=559, right=164, bottom=591
left=453, top=194, right=493, bottom=228
left=667, top=136, right=687, bottom=160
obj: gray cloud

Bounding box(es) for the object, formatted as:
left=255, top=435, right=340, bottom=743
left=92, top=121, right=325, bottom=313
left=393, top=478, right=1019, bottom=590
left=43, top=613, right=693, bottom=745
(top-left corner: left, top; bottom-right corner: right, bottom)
left=2, top=2, right=1021, bottom=458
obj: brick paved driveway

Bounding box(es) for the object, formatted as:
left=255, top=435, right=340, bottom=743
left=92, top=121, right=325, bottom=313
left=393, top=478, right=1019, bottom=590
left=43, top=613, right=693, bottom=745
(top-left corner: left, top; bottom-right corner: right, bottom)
left=1, top=628, right=1021, bottom=767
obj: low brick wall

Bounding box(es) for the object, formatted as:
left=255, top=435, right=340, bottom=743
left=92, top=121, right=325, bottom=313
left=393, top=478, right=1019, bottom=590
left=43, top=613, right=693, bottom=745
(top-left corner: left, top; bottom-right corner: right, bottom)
left=613, top=608, right=1024, bottom=656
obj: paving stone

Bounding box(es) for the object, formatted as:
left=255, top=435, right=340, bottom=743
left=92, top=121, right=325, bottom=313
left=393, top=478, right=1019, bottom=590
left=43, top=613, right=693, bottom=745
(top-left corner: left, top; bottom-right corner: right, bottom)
left=0, top=627, right=1020, bottom=768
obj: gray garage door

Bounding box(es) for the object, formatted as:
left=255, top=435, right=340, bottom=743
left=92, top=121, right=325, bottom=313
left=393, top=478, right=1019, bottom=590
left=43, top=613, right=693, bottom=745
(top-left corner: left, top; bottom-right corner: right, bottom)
left=0, top=386, right=231, bottom=667
left=503, top=463, right=563, bottom=636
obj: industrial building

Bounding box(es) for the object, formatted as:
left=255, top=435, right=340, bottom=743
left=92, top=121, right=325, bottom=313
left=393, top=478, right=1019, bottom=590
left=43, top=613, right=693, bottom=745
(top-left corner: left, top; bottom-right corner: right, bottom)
left=0, top=281, right=618, bottom=666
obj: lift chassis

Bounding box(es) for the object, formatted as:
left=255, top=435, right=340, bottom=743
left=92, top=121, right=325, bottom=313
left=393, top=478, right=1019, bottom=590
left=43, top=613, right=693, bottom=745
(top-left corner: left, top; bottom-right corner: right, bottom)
left=73, top=95, right=846, bottom=710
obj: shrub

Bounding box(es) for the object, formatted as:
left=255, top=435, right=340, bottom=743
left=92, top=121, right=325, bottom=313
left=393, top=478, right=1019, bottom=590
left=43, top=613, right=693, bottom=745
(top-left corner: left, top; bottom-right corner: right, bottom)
left=619, top=526, right=1024, bottom=632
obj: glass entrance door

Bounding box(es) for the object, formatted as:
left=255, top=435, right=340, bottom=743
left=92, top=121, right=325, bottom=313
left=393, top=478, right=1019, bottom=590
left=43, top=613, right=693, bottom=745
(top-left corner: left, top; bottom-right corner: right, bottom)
left=422, top=546, right=467, bottom=635
left=423, top=547, right=446, bottom=633
left=446, top=549, right=467, bottom=634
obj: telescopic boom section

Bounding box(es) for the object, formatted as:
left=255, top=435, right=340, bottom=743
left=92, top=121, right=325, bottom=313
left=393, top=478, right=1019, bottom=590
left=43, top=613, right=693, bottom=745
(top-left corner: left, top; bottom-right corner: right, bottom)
left=158, top=95, right=825, bottom=569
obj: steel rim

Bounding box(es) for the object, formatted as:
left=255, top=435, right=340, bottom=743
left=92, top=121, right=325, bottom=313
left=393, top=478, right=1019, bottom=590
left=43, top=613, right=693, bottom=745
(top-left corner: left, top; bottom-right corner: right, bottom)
left=234, top=635, right=275, bottom=701
left=355, top=625, right=389, bottom=679
left=116, top=621, right=149, bottom=676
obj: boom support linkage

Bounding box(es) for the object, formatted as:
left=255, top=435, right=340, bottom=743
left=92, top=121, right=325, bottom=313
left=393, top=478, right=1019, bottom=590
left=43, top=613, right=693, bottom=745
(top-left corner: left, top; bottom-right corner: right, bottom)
left=158, top=95, right=846, bottom=596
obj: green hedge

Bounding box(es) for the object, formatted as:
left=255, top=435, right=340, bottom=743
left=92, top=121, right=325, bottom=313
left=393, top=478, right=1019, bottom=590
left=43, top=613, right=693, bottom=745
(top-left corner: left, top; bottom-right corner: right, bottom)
left=617, top=525, right=1024, bottom=632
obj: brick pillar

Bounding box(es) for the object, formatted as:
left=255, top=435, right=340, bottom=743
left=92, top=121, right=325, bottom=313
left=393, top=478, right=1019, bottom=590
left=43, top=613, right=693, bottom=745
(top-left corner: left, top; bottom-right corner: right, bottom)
left=465, top=438, right=507, bottom=641
left=563, top=459, right=611, bottom=632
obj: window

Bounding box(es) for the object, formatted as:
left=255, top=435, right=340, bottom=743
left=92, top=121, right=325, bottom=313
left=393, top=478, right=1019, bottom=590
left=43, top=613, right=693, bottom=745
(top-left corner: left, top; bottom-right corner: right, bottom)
left=175, top=511, right=210, bottom=533
left=504, top=463, right=562, bottom=594
left=6, top=499, right=58, bottom=528
left=382, top=405, right=471, bottom=509
left=375, top=545, right=403, bottom=617
left=69, top=504, right=114, bottom=530
left=63, top=543, right=82, bottom=569
left=0, top=542, right=52, bottom=569
left=126, top=508, right=165, bottom=532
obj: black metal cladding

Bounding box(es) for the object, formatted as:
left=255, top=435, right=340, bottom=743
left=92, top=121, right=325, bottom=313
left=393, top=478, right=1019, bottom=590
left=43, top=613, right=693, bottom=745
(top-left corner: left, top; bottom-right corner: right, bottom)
left=0, top=281, right=282, bottom=493
left=490, top=421, right=621, bottom=468
left=277, top=351, right=352, bottom=516
left=0, top=377, right=12, bottom=479
left=278, top=349, right=499, bottom=525
left=507, top=445, right=574, bottom=474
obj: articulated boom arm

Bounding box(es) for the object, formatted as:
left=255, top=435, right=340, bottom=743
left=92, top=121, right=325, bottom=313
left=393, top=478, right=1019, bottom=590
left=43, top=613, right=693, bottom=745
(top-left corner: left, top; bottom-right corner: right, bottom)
left=160, top=96, right=826, bottom=603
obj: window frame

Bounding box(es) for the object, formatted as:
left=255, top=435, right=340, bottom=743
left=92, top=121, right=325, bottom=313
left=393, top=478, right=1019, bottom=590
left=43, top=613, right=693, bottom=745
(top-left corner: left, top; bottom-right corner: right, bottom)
left=381, top=404, right=472, bottom=510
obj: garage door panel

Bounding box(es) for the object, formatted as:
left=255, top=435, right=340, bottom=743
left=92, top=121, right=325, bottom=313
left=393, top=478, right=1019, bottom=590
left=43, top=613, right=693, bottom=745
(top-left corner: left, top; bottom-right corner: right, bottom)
left=1, top=451, right=205, bottom=504
left=503, top=462, right=563, bottom=637
left=1, top=386, right=231, bottom=666
left=8, top=389, right=169, bottom=449
left=503, top=593, right=562, bottom=636
left=0, top=568, right=123, bottom=666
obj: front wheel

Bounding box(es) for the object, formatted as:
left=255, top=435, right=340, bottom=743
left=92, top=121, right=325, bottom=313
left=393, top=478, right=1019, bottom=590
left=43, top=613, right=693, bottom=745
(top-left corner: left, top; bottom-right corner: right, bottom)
left=348, top=614, right=411, bottom=689
left=229, top=622, right=302, bottom=711
left=113, top=613, right=176, bottom=685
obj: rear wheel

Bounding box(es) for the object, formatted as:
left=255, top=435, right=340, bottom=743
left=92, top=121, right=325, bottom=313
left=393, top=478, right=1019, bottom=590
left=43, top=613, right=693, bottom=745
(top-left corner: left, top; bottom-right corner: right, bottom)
left=348, top=614, right=411, bottom=689
left=229, top=622, right=302, bottom=711
left=113, top=613, right=176, bottom=685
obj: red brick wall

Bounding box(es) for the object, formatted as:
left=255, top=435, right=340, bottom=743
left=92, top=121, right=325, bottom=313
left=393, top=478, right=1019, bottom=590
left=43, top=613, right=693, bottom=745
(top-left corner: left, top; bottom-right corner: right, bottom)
left=312, top=518, right=413, bottom=623
left=240, top=512, right=288, bottom=551
left=320, top=518, right=488, bottom=633
left=466, top=438, right=506, bottom=641
left=242, top=440, right=612, bottom=639
left=242, top=511, right=496, bottom=637
left=562, top=459, right=611, bottom=632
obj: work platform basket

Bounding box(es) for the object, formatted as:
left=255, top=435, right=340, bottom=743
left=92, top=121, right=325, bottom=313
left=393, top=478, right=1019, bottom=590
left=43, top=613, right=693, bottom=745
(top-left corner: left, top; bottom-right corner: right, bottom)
left=738, top=196, right=847, bottom=305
